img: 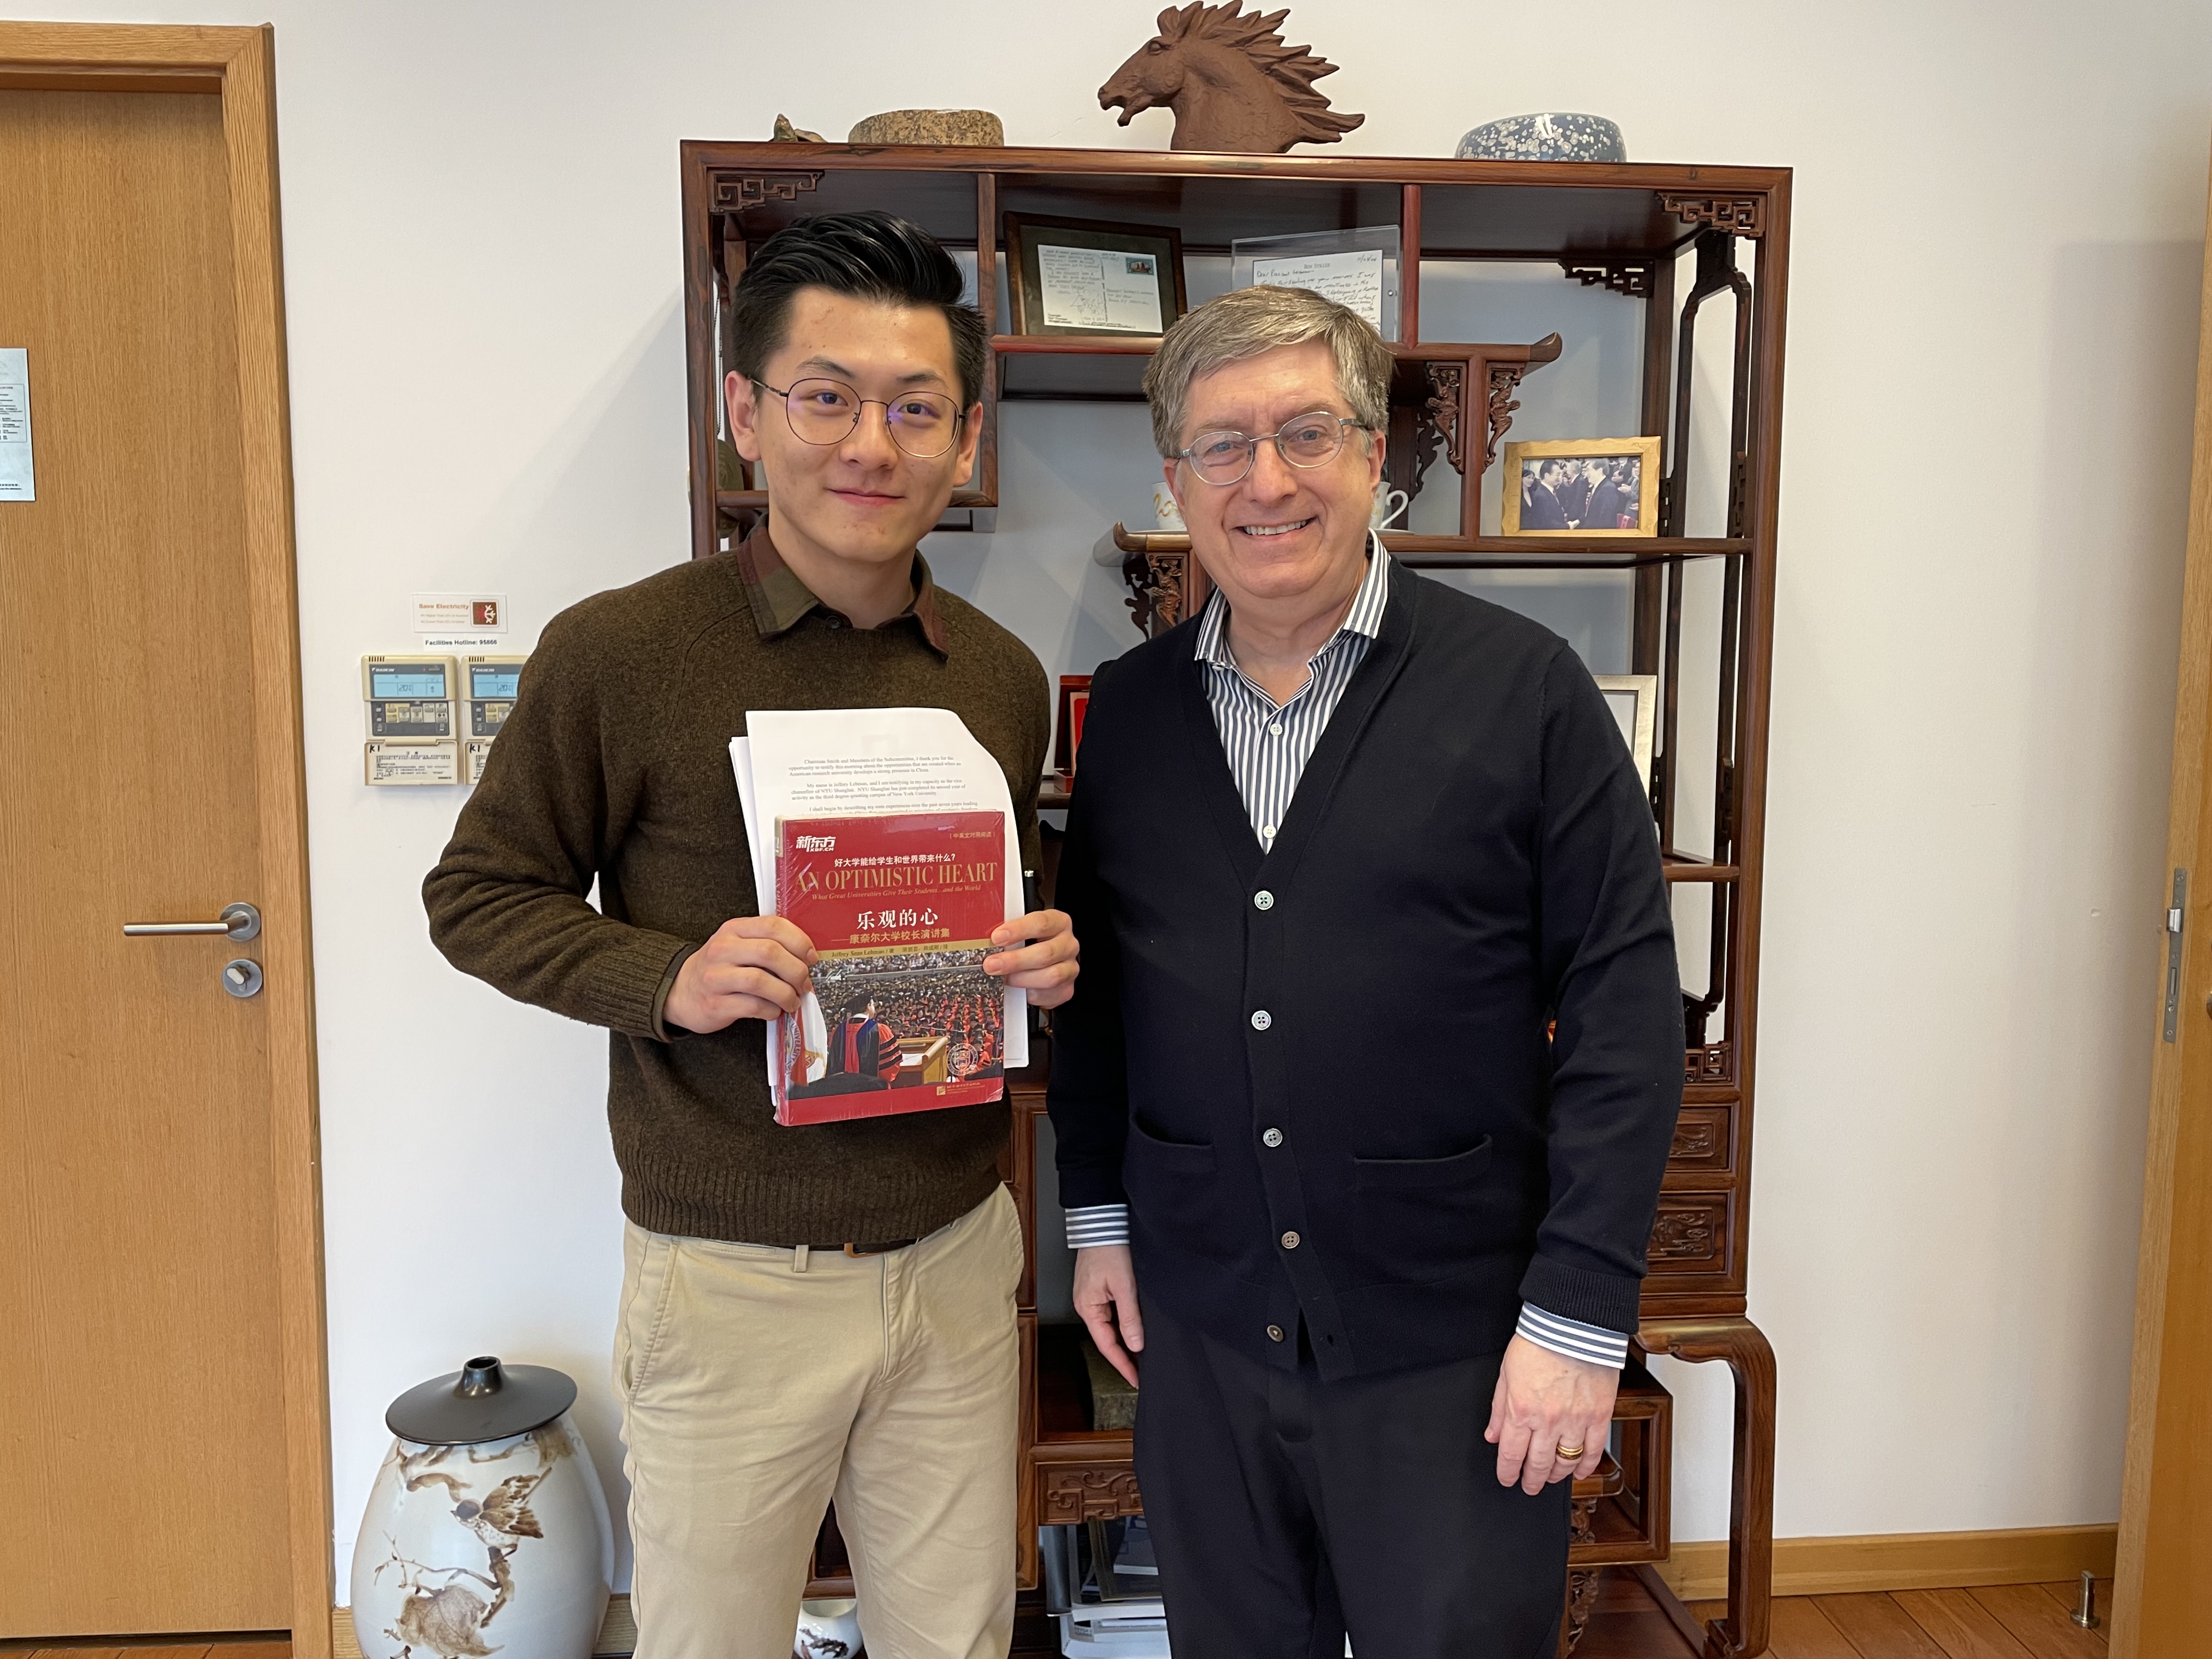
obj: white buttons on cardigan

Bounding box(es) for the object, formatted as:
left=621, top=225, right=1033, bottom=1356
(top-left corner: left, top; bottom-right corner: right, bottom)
left=1280, top=1231, right=1301, bottom=1249
left=1250, top=1009, right=1273, bottom=1031
left=1262, top=1127, right=1283, bottom=1148
left=1254, top=890, right=1274, bottom=910
left=1267, top=1324, right=1286, bottom=1342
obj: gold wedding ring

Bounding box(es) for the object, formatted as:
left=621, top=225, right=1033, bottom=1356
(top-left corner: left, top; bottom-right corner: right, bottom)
left=1555, top=1441, right=1585, bottom=1460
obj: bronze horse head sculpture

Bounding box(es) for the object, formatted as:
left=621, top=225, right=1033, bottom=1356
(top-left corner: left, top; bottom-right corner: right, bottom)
left=1099, top=2, right=1363, bottom=154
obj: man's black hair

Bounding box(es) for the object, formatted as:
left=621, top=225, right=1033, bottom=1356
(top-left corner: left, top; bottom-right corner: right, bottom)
left=729, top=211, right=988, bottom=410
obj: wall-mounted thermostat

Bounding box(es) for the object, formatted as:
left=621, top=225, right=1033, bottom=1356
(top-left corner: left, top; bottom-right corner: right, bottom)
left=464, top=654, right=527, bottom=741
left=362, top=654, right=456, bottom=699
left=363, top=654, right=458, bottom=739
left=365, top=740, right=460, bottom=786
left=368, top=699, right=455, bottom=738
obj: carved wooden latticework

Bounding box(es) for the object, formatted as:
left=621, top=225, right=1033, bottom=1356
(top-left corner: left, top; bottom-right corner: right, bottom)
left=1423, top=362, right=1465, bottom=475
left=1660, top=193, right=1766, bottom=238
left=1040, top=1466, right=1144, bottom=1523
left=710, top=171, right=822, bottom=213
left=1121, top=551, right=1189, bottom=637
left=1484, top=364, right=1528, bottom=472
left=1684, top=1042, right=1731, bottom=1085
left=1560, top=258, right=1657, bottom=299
left=1398, top=405, right=1444, bottom=504
left=1564, top=1500, right=1604, bottom=1651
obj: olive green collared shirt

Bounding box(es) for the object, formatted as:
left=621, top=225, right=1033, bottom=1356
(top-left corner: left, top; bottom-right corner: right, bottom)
left=730, top=517, right=955, bottom=655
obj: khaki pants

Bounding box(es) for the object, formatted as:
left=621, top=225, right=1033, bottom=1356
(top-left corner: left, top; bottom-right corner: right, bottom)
left=614, top=1187, right=1024, bottom=1659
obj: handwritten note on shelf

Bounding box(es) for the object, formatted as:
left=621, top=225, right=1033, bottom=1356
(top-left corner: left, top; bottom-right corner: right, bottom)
left=1037, top=244, right=1164, bottom=334
left=1250, top=249, right=1385, bottom=334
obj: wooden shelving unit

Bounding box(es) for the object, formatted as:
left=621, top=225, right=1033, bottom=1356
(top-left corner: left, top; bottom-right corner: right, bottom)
left=680, top=139, right=1790, bottom=1659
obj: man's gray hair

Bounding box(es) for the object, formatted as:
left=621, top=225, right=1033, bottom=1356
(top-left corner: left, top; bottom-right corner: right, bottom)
left=1142, top=285, right=1395, bottom=459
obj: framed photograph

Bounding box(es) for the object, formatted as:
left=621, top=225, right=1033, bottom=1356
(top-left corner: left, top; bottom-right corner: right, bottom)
left=1501, top=436, right=1661, bottom=538
left=1005, top=215, right=1187, bottom=338
left=1230, top=224, right=1401, bottom=341
left=1054, top=674, right=1092, bottom=778
left=1594, top=673, right=1658, bottom=794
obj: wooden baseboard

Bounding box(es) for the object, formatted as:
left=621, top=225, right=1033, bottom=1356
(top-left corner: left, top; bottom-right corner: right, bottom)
left=333, top=1595, right=637, bottom=1659
left=1651, top=1523, right=2119, bottom=1601
left=329, top=1526, right=2115, bottom=1654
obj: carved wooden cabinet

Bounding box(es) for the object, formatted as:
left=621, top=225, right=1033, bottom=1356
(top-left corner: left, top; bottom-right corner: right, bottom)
left=680, top=141, right=1788, bottom=1658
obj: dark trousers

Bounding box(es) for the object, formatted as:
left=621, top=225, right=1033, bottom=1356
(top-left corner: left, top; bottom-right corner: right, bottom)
left=1133, top=1300, right=1568, bottom=1659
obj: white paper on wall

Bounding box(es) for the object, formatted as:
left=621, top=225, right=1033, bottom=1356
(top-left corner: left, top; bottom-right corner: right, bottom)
left=0, top=348, right=36, bottom=501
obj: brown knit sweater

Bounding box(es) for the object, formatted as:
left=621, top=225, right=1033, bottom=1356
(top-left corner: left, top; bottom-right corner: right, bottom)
left=424, top=527, right=1047, bottom=1244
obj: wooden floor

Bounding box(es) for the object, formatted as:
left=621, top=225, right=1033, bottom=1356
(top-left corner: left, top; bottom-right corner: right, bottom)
left=0, top=1643, right=287, bottom=1658
left=0, top=1584, right=2115, bottom=1659
left=1579, top=1573, right=2114, bottom=1658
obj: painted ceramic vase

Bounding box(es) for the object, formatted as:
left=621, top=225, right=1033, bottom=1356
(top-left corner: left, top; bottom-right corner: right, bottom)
left=351, top=1358, right=613, bottom=1659
left=795, top=1596, right=864, bottom=1658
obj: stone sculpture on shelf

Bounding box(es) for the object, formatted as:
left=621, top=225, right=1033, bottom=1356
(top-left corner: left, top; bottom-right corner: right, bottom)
left=770, top=114, right=824, bottom=142
left=1099, top=2, right=1363, bottom=153
left=848, top=109, right=1005, bottom=146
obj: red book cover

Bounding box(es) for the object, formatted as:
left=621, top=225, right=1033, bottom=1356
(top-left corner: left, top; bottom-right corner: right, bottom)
left=772, top=810, right=1009, bottom=1126
left=1055, top=674, right=1092, bottom=778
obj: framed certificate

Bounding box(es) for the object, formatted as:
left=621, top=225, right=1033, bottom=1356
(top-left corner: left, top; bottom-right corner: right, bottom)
left=1005, top=215, right=1187, bottom=338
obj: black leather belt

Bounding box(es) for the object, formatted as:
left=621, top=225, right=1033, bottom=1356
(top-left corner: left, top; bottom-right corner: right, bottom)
left=826, top=1240, right=917, bottom=1256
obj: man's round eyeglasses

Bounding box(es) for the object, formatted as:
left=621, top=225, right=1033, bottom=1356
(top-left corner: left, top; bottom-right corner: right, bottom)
left=754, top=377, right=966, bottom=460
left=1174, top=411, right=1369, bottom=487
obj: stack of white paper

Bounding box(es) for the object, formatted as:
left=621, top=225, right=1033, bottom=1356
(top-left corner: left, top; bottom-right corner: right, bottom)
left=730, top=707, right=1030, bottom=1094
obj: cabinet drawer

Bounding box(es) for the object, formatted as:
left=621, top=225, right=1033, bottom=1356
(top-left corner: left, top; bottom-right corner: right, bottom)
left=1667, top=1105, right=1733, bottom=1176
left=1644, top=1192, right=1733, bottom=1275
left=1034, top=1458, right=1146, bottom=1526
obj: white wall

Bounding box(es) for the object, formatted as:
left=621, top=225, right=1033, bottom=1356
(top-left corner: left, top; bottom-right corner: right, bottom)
left=14, top=0, right=2207, bottom=1589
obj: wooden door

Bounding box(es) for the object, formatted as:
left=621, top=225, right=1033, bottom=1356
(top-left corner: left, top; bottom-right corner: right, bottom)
left=0, top=46, right=321, bottom=1643
left=2114, top=162, right=2212, bottom=1653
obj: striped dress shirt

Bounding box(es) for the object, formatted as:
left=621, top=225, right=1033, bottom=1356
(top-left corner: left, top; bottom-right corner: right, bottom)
left=1064, top=542, right=1630, bottom=1370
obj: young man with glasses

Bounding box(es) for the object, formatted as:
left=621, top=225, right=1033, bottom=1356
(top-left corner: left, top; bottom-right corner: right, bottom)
left=1048, top=285, right=1681, bottom=1656
left=426, top=211, right=1078, bottom=1659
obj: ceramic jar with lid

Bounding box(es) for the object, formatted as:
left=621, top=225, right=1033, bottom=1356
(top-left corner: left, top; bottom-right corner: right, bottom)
left=351, top=1357, right=613, bottom=1659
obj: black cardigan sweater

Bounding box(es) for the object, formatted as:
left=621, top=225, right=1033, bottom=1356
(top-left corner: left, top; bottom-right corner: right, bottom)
left=1047, top=560, right=1683, bottom=1381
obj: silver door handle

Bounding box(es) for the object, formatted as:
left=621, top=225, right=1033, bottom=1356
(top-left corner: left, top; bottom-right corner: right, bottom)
left=124, top=901, right=261, bottom=941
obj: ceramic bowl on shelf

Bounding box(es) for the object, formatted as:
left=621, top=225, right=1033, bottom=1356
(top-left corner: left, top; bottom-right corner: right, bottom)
left=1455, top=112, right=1626, bottom=162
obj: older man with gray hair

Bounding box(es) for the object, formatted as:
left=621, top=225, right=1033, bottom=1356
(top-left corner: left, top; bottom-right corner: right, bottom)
left=1046, top=286, right=1683, bottom=1657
